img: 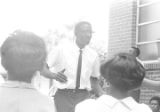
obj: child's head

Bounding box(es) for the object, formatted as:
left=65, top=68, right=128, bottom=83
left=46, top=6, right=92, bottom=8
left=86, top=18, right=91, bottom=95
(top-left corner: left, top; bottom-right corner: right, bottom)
left=100, top=53, right=145, bottom=93
left=129, top=47, right=140, bottom=57
left=1, top=30, right=46, bottom=82
left=149, top=96, right=160, bottom=112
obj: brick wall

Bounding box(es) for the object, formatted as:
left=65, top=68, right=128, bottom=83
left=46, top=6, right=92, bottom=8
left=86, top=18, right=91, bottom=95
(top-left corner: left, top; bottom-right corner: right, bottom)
left=108, top=0, right=137, bottom=58
left=140, top=63, right=160, bottom=104
left=109, top=0, right=160, bottom=105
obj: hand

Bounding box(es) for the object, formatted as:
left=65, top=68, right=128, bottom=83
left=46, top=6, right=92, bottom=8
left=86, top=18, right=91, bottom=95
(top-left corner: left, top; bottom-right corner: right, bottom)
left=54, top=69, right=67, bottom=83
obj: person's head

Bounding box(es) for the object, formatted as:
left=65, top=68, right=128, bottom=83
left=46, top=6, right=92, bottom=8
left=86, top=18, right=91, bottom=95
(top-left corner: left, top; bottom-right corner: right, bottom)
left=1, top=30, right=47, bottom=82
left=129, top=47, right=140, bottom=57
left=74, top=21, right=93, bottom=49
left=100, top=53, right=145, bottom=95
left=149, top=96, right=160, bottom=112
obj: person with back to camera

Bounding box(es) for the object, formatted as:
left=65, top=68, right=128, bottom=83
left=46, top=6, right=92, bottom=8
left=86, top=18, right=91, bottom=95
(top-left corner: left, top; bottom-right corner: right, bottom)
left=0, top=30, right=56, bottom=112
left=149, top=96, right=160, bottom=112
left=75, top=53, right=152, bottom=112
left=40, top=21, right=104, bottom=112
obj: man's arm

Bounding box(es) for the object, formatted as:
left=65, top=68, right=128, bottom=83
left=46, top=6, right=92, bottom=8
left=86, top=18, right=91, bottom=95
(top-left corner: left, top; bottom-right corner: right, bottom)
left=40, top=64, right=67, bottom=83
left=40, top=63, right=56, bottom=79
left=142, top=78, right=160, bottom=91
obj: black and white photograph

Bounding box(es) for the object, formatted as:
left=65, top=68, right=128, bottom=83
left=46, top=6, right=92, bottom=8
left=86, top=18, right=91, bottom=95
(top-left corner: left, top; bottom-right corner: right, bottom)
left=1, top=0, right=160, bottom=112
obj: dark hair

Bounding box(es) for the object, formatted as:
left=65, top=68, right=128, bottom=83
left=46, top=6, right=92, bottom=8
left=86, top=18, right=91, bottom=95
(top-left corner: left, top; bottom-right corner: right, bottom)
left=131, top=47, right=140, bottom=57
left=1, top=30, right=46, bottom=77
left=150, top=96, right=160, bottom=106
left=74, top=21, right=92, bottom=34
left=100, top=53, right=145, bottom=92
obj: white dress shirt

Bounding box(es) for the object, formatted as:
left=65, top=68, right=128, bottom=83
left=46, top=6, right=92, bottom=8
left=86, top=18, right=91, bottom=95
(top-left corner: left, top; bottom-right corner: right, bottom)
left=47, top=40, right=100, bottom=90
left=75, top=95, right=152, bottom=112
left=0, top=81, right=56, bottom=112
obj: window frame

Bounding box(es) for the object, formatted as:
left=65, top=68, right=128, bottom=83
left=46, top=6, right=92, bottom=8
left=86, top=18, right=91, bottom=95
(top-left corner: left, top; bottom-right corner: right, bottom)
left=136, top=0, right=160, bottom=63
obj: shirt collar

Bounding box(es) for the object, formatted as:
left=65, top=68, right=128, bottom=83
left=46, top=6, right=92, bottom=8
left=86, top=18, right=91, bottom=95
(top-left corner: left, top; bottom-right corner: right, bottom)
left=97, top=95, right=138, bottom=110
left=120, top=97, right=138, bottom=110
left=73, top=42, right=88, bottom=52
left=0, top=81, right=36, bottom=90
left=97, top=95, right=119, bottom=108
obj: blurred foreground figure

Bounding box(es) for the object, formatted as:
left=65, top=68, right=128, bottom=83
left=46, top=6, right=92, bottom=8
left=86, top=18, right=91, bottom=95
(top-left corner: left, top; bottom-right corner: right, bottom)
left=0, top=30, right=56, bottom=112
left=75, top=53, right=152, bottom=112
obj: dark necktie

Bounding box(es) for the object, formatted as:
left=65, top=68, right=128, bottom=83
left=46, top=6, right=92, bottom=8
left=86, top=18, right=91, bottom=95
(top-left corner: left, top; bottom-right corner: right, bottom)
left=76, top=49, right=82, bottom=89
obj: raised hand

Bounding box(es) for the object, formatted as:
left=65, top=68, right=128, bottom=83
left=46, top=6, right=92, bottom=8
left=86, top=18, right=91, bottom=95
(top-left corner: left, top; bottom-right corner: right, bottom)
left=55, top=69, right=67, bottom=83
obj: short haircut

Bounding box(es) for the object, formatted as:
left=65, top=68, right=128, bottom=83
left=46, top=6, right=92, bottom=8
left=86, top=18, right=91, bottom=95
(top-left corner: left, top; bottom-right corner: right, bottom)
left=131, top=47, right=140, bottom=57
left=100, top=53, right=145, bottom=92
left=74, top=21, right=92, bottom=34
left=1, top=30, right=46, bottom=77
left=150, top=96, right=160, bottom=106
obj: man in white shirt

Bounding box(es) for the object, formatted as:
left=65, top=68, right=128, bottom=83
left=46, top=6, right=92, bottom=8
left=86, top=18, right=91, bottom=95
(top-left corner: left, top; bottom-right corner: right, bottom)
left=75, top=53, right=152, bottom=112
left=41, top=21, right=104, bottom=112
left=128, top=46, right=143, bottom=102
left=128, top=47, right=160, bottom=96
left=129, top=46, right=143, bottom=66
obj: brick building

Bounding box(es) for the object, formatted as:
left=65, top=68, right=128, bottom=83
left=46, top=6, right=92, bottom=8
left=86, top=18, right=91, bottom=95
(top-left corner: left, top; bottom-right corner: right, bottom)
left=109, top=0, right=160, bottom=104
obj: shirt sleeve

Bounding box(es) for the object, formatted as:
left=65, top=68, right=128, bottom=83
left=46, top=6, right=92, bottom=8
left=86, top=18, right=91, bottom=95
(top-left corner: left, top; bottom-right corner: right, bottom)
left=91, top=55, right=101, bottom=78
left=47, top=45, right=61, bottom=68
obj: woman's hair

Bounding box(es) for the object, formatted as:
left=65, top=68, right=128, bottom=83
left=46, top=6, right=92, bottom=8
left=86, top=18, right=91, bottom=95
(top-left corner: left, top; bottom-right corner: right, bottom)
left=1, top=30, right=47, bottom=77
left=100, top=53, right=145, bottom=92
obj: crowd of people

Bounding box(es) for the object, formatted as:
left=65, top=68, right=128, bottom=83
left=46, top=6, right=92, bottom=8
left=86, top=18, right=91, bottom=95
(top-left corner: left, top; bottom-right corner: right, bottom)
left=0, top=21, right=160, bottom=112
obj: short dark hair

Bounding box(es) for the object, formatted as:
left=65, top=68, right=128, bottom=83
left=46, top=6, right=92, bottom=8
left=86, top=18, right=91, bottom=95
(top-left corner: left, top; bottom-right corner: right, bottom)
left=131, top=47, right=140, bottom=57
left=74, top=21, right=92, bottom=34
left=1, top=30, right=46, bottom=77
left=100, top=53, right=145, bottom=92
left=150, top=96, right=160, bottom=106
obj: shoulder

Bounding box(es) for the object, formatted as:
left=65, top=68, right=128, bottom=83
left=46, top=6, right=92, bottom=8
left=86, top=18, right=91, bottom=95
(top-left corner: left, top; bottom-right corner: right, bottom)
left=76, top=95, right=116, bottom=112
left=76, top=98, right=96, bottom=108
left=75, top=99, right=97, bottom=112
left=0, top=88, right=56, bottom=112
left=122, top=97, right=152, bottom=112
left=133, top=103, right=152, bottom=112
left=27, top=92, right=56, bottom=111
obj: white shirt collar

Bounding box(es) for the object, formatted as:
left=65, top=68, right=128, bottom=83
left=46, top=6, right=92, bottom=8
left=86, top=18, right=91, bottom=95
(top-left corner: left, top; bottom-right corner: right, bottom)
left=0, top=81, right=36, bottom=90
left=73, top=42, right=89, bottom=52
left=97, top=95, right=138, bottom=110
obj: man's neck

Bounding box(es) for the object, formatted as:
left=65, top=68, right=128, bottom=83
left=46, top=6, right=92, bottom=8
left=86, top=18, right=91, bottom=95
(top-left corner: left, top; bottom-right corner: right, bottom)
left=8, top=73, right=33, bottom=83
left=76, top=43, right=85, bottom=49
left=110, top=87, right=129, bottom=100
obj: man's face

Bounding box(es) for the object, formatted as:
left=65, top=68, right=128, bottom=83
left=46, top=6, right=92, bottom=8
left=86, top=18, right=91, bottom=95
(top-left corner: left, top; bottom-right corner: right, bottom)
left=129, top=48, right=137, bottom=57
left=75, top=23, right=92, bottom=48
left=150, top=100, right=160, bottom=112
